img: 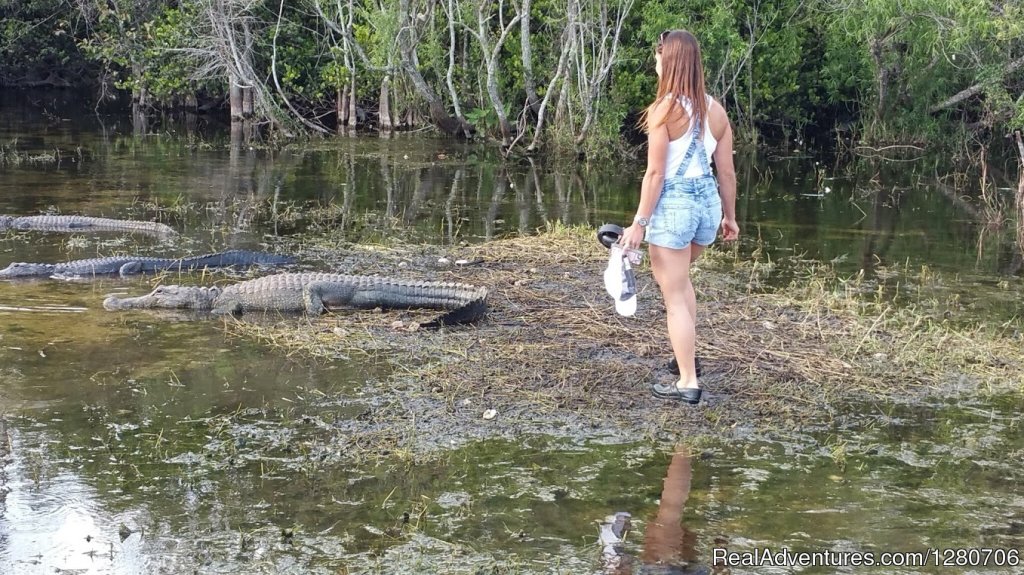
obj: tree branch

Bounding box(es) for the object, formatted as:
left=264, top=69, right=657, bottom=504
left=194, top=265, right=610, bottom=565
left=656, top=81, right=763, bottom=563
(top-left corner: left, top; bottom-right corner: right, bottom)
left=313, top=0, right=393, bottom=73
left=272, top=0, right=330, bottom=133
left=930, top=54, right=1024, bottom=113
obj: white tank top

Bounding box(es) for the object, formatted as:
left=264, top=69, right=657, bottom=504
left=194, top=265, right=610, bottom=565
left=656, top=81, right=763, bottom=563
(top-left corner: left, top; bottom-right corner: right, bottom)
left=664, top=94, right=718, bottom=178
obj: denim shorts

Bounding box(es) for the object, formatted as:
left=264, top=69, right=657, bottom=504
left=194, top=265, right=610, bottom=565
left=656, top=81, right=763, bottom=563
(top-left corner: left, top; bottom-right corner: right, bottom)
left=647, top=175, right=722, bottom=249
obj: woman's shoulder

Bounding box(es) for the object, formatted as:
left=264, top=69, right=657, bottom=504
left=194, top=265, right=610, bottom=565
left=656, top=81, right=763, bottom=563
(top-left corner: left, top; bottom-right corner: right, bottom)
left=706, top=95, right=724, bottom=116
left=654, top=93, right=679, bottom=110
left=650, top=94, right=683, bottom=124
left=706, top=96, right=731, bottom=137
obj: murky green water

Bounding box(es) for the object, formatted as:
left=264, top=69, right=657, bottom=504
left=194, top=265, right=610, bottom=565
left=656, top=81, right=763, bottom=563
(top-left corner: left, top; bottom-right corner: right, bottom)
left=1, top=91, right=1023, bottom=574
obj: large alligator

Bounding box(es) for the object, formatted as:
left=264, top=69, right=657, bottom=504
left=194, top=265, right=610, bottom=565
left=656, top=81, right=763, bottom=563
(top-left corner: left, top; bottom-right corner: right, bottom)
left=103, top=272, right=488, bottom=326
left=0, top=215, right=177, bottom=237
left=0, top=250, right=295, bottom=279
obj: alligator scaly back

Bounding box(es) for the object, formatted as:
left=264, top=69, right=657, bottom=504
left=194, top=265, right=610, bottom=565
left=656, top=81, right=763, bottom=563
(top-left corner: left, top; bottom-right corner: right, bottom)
left=0, top=215, right=177, bottom=237
left=103, top=272, right=489, bottom=326
left=1, top=249, right=295, bottom=279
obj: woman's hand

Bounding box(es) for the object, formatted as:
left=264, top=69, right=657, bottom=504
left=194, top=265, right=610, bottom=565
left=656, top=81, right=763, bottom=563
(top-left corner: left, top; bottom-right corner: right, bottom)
left=620, top=223, right=646, bottom=251
left=721, top=217, right=739, bottom=241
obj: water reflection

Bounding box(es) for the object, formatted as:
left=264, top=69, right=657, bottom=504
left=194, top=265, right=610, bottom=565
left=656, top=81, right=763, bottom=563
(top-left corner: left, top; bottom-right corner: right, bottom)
left=856, top=185, right=901, bottom=277
left=1, top=395, right=1022, bottom=573
left=640, top=446, right=703, bottom=572
left=601, top=445, right=711, bottom=575
left=0, top=425, right=149, bottom=574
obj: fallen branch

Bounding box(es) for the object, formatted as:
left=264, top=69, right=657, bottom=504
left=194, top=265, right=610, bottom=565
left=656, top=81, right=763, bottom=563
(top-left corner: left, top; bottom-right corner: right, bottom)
left=930, top=55, right=1024, bottom=114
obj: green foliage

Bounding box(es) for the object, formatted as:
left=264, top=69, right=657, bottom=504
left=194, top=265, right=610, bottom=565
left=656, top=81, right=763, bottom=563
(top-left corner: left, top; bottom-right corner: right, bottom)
left=2, top=0, right=1021, bottom=152
left=265, top=7, right=326, bottom=100
left=820, top=0, right=1024, bottom=140
left=320, top=54, right=349, bottom=91
left=615, top=0, right=824, bottom=141
left=75, top=0, right=168, bottom=96
left=0, top=0, right=90, bottom=86
left=140, top=5, right=208, bottom=102
left=464, top=106, right=501, bottom=135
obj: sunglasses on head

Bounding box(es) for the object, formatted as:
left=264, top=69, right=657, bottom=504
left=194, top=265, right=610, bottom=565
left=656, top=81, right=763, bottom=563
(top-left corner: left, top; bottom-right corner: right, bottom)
left=656, top=30, right=671, bottom=53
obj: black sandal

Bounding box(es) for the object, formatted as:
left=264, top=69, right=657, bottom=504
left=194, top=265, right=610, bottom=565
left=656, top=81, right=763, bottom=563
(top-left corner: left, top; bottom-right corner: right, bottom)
left=667, top=356, right=703, bottom=378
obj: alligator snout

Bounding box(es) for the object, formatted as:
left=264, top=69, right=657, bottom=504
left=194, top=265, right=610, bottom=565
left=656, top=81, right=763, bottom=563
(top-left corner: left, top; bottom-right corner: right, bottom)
left=102, top=295, right=137, bottom=310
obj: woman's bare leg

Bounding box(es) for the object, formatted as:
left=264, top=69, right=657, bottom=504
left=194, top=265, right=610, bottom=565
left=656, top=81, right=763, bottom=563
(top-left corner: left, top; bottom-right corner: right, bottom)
left=650, top=244, right=699, bottom=389
left=685, top=243, right=705, bottom=327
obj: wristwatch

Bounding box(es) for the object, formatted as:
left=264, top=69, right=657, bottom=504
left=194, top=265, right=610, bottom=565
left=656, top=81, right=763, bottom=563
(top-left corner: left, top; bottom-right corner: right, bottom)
left=634, top=215, right=650, bottom=227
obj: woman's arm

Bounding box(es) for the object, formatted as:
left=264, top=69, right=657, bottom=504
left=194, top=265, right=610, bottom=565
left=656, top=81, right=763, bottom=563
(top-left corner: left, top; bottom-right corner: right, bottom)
left=712, top=106, right=739, bottom=241
left=621, top=99, right=674, bottom=250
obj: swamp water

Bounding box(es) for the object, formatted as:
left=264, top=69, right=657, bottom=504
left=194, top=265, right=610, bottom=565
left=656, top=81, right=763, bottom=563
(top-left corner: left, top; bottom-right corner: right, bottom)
left=1, top=92, right=1022, bottom=573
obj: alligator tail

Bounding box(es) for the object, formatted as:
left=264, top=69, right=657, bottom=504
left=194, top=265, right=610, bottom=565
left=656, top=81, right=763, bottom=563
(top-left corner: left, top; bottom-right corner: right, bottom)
left=420, top=293, right=488, bottom=328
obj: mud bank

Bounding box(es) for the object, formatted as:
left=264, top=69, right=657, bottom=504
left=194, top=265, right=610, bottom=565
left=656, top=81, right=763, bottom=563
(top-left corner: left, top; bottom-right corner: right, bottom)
left=204, top=225, right=1024, bottom=460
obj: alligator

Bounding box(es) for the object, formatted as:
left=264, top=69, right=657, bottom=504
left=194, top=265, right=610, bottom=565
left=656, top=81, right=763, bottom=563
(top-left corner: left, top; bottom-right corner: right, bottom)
left=0, top=250, right=295, bottom=279
left=0, top=215, right=177, bottom=237
left=102, top=272, right=488, bottom=326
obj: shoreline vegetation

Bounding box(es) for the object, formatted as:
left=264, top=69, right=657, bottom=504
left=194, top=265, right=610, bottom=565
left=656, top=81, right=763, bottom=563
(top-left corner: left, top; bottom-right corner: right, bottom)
left=2, top=1, right=1023, bottom=159
left=5, top=0, right=1024, bottom=274
left=196, top=225, right=1024, bottom=459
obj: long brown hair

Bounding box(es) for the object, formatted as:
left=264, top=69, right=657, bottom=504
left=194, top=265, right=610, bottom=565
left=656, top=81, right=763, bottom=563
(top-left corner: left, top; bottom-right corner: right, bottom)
left=641, top=30, right=707, bottom=137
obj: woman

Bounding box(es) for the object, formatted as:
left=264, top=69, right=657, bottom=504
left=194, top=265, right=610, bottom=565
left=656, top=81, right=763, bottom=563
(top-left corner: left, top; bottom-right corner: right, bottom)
left=619, top=30, right=739, bottom=405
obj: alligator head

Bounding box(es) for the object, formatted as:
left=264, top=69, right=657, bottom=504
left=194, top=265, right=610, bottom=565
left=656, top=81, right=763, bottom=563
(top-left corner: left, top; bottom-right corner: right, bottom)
left=103, top=284, right=222, bottom=310
left=0, top=262, right=56, bottom=278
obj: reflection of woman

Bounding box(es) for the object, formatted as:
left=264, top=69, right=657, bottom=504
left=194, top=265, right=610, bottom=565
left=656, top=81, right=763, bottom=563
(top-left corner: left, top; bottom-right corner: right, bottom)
left=641, top=445, right=699, bottom=569
left=600, top=445, right=712, bottom=575
left=619, top=30, right=739, bottom=405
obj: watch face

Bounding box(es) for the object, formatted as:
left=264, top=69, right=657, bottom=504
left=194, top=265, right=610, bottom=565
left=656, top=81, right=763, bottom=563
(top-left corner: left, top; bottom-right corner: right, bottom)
left=637, top=217, right=650, bottom=227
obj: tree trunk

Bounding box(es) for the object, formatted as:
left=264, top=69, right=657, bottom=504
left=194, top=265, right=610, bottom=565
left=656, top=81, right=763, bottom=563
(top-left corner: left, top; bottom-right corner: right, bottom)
left=242, top=85, right=254, bottom=118
left=400, top=56, right=459, bottom=134
left=347, top=77, right=357, bottom=130
left=443, top=0, right=471, bottom=136
left=486, top=61, right=512, bottom=144
left=230, top=118, right=244, bottom=149
left=554, top=66, right=570, bottom=128
left=528, top=4, right=576, bottom=152
left=404, top=106, right=419, bottom=129
left=345, top=0, right=357, bottom=133
left=397, top=0, right=460, bottom=135
left=475, top=4, right=521, bottom=146
left=1015, top=131, right=1024, bottom=255
left=132, top=105, right=147, bottom=136
left=572, top=0, right=633, bottom=147
left=519, top=0, right=540, bottom=114
left=131, top=62, right=146, bottom=109
left=869, top=37, right=888, bottom=132
left=337, top=84, right=348, bottom=133
left=229, top=77, right=244, bottom=122
left=379, top=75, right=393, bottom=132
left=131, top=61, right=147, bottom=136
